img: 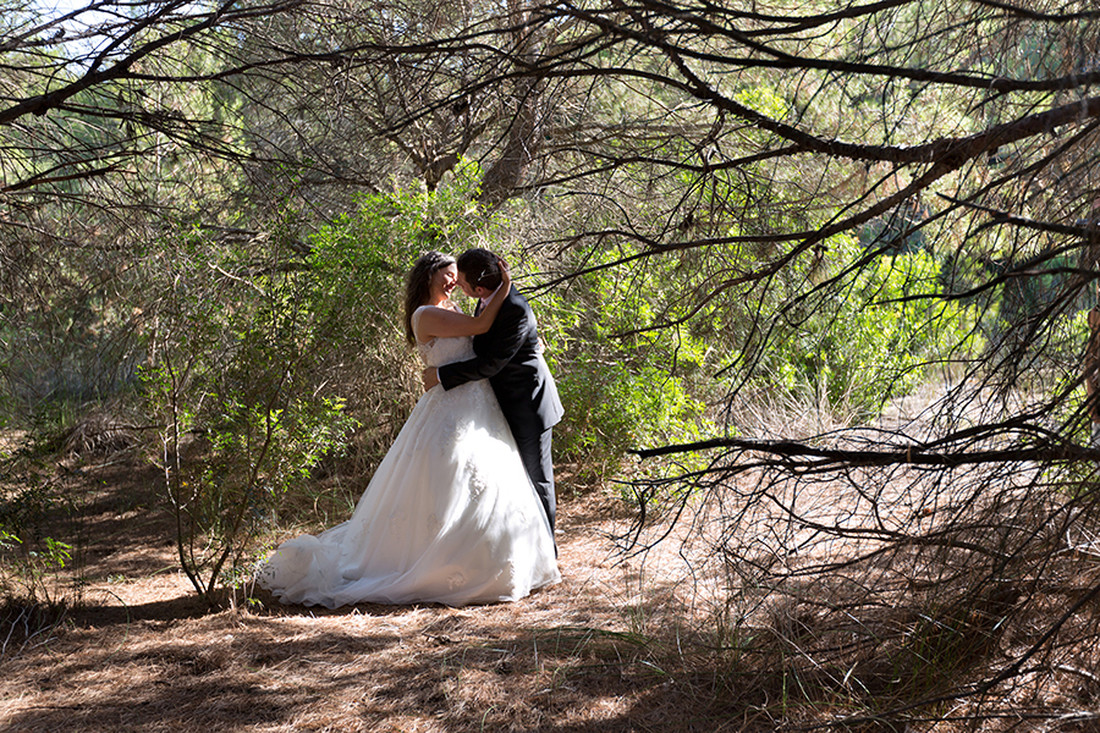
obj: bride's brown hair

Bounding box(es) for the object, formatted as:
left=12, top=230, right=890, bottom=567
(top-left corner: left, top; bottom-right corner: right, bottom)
left=404, top=250, right=456, bottom=345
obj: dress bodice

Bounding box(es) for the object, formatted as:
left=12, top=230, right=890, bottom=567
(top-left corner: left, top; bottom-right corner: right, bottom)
left=413, top=306, right=476, bottom=367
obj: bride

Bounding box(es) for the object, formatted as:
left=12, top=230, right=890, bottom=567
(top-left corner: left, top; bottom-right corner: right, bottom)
left=257, top=251, right=560, bottom=607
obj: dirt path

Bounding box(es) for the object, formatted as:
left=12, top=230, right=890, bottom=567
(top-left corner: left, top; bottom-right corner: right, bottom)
left=0, top=462, right=732, bottom=733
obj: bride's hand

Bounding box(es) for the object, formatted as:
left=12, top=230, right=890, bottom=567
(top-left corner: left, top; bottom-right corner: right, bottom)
left=422, top=367, right=440, bottom=391
left=497, top=257, right=511, bottom=291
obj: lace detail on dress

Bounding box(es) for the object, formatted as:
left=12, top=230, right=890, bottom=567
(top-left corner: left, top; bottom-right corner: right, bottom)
left=419, top=336, right=476, bottom=368
left=467, top=460, right=489, bottom=498
left=412, top=305, right=477, bottom=368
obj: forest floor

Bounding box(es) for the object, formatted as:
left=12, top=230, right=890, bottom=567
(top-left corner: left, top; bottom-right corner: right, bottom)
left=5, top=425, right=1100, bottom=732
left=0, top=456, right=740, bottom=733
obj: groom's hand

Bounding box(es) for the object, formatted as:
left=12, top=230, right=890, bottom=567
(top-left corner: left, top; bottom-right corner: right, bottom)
left=422, top=367, right=440, bottom=391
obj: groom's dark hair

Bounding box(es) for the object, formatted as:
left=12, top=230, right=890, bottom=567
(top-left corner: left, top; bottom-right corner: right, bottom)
left=456, top=248, right=503, bottom=291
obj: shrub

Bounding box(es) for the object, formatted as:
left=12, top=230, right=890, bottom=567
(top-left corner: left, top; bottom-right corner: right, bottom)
left=750, top=238, right=983, bottom=419
left=140, top=225, right=358, bottom=600
left=0, top=474, right=74, bottom=607
left=537, top=247, right=714, bottom=485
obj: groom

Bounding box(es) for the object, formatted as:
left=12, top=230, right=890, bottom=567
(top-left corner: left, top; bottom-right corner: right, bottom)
left=422, top=248, right=564, bottom=542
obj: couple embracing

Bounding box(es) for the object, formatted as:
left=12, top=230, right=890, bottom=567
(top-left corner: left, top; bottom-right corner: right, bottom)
left=258, top=248, right=562, bottom=607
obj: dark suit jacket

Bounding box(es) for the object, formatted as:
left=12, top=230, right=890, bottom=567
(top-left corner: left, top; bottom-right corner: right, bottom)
left=438, top=286, right=563, bottom=434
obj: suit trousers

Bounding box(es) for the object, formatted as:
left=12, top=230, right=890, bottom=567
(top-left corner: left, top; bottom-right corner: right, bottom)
left=512, top=425, right=556, bottom=542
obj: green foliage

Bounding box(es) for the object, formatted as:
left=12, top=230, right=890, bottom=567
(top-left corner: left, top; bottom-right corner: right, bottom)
left=0, top=532, right=73, bottom=606
left=754, top=238, right=983, bottom=418
left=555, top=358, right=707, bottom=484
left=140, top=224, right=358, bottom=600
left=306, top=162, right=485, bottom=352
left=0, top=481, right=73, bottom=605
left=538, top=247, right=713, bottom=484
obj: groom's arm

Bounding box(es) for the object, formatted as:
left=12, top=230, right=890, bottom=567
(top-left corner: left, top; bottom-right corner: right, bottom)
left=438, top=300, right=527, bottom=390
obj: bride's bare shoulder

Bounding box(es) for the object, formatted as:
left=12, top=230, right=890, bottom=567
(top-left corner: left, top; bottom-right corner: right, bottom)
left=413, top=303, right=462, bottom=343
left=420, top=302, right=462, bottom=315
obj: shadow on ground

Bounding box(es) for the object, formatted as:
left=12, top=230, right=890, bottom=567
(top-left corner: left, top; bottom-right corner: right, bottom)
left=1, top=585, right=742, bottom=732
left=0, top=462, right=750, bottom=732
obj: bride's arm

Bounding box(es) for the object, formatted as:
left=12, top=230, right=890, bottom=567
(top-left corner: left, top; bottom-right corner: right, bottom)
left=416, top=260, right=512, bottom=340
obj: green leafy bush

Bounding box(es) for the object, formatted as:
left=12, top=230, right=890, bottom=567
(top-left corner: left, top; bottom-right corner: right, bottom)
left=751, top=237, right=983, bottom=418
left=554, top=357, right=707, bottom=484
left=140, top=225, right=358, bottom=600
left=0, top=511, right=73, bottom=606
left=537, top=247, right=714, bottom=485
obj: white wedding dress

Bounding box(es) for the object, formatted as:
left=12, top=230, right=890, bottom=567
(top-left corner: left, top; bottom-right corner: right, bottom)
left=257, top=306, right=560, bottom=608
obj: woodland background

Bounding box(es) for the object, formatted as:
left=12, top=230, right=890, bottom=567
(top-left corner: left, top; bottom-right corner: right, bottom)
left=3, top=0, right=1100, bottom=729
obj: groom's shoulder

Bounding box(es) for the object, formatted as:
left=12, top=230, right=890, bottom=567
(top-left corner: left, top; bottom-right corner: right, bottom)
left=506, top=286, right=533, bottom=311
